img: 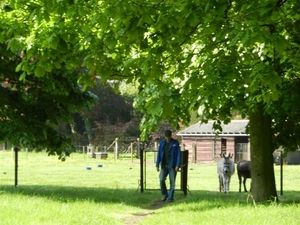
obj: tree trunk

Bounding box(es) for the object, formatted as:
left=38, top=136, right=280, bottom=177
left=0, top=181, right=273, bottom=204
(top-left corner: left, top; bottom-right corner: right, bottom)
left=84, top=119, right=93, bottom=144
left=249, top=103, right=278, bottom=202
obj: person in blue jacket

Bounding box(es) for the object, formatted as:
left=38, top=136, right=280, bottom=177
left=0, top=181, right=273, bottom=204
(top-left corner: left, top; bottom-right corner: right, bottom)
left=156, top=130, right=181, bottom=202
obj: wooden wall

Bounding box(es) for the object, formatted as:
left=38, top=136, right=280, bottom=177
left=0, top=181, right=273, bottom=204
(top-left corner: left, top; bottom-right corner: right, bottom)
left=181, top=136, right=236, bottom=163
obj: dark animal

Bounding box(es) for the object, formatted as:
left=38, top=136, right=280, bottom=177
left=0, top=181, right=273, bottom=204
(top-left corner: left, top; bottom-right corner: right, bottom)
left=217, top=152, right=235, bottom=193
left=237, top=160, right=251, bottom=192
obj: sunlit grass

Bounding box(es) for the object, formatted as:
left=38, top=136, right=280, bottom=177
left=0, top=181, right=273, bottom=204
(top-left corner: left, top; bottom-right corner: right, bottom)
left=0, top=150, right=299, bottom=225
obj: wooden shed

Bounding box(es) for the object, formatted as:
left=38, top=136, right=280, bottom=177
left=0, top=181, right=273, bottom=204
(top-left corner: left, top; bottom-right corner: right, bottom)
left=274, top=149, right=300, bottom=165
left=177, top=120, right=250, bottom=163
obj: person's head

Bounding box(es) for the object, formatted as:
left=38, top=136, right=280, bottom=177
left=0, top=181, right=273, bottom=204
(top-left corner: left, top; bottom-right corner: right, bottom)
left=164, top=130, right=172, bottom=142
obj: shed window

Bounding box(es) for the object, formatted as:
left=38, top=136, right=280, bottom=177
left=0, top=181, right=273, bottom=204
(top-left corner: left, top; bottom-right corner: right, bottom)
left=235, top=143, right=249, bottom=161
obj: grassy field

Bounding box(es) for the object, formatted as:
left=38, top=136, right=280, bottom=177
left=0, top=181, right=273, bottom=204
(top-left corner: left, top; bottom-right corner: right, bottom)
left=0, top=150, right=299, bottom=225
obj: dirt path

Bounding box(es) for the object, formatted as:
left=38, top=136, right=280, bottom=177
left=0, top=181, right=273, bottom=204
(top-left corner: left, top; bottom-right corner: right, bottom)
left=122, top=200, right=167, bottom=225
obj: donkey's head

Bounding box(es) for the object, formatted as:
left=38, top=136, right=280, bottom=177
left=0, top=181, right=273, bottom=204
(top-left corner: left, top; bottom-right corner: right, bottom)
left=220, top=153, right=234, bottom=174
left=220, top=152, right=233, bottom=159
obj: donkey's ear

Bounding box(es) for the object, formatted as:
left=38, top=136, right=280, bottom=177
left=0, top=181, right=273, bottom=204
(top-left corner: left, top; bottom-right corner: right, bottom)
left=230, top=153, right=234, bottom=158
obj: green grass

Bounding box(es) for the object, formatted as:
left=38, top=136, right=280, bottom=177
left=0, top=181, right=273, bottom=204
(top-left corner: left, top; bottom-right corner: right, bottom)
left=0, top=150, right=299, bottom=225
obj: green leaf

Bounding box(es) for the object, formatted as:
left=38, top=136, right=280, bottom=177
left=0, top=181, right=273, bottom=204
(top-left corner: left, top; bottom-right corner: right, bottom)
left=162, top=100, right=173, bottom=117
left=19, top=72, right=26, bottom=82
left=149, top=98, right=162, bottom=116
left=34, top=65, right=45, bottom=77
left=48, top=34, right=59, bottom=49
left=15, top=62, right=23, bottom=72
left=229, top=32, right=241, bottom=46
left=0, top=32, right=4, bottom=43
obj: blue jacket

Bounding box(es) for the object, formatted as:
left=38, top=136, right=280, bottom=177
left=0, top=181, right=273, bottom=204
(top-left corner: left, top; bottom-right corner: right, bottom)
left=156, top=138, right=181, bottom=168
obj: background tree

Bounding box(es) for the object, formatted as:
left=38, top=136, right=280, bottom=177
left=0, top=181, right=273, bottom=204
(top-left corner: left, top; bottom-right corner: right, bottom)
left=80, top=80, right=141, bottom=147
left=0, top=43, right=96, bottom=160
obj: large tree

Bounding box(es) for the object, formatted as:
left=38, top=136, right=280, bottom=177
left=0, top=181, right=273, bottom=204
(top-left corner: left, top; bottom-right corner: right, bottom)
left=2, top=0, right=300, bottom=202
left=0, top=42, right=96, bottom=159
left=0, top=9, right=96, bottom=159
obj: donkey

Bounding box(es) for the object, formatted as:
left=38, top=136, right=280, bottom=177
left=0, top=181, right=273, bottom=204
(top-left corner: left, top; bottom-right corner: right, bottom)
left=217, top=152, right=235, bottom=193
left=237, top=160, right=251, bottom=192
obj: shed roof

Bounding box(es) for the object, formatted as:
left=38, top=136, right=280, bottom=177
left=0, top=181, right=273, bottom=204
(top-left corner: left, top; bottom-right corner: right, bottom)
left=177, top=120, right=249, bottom=137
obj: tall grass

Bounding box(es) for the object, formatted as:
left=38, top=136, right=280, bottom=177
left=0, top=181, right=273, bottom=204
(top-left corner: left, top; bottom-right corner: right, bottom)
left=0, top=150, right=299, bottom=225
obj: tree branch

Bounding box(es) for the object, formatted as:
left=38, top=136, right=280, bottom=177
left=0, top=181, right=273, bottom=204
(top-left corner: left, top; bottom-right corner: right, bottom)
left=275, top=0, right=288, bottom=8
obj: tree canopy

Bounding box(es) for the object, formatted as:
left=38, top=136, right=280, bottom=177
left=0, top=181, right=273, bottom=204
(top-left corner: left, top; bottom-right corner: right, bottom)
left=0, top=5, right=97, bottom=159
left=0, top=42, right=96, bottom=159
left=1, top=0, right=300, bottom=201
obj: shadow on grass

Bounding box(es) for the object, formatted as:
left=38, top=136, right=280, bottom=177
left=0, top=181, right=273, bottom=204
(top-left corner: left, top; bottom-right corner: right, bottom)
left=0, top=185, right=299, bottom=210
